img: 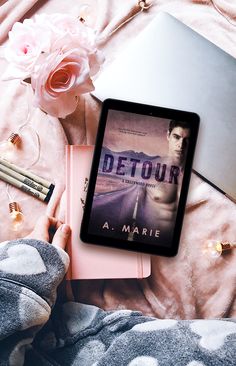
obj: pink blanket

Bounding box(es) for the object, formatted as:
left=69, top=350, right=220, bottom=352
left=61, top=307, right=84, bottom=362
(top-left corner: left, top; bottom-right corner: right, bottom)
left=0, top=0, right=235, bottom=319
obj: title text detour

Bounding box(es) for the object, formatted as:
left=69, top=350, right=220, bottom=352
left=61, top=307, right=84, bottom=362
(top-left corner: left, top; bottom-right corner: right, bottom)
left=102, top=154, right=180, bottom=184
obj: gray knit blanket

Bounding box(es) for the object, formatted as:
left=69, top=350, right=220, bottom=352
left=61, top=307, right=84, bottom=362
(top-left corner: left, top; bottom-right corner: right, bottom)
left=0, top=239, right=235, bottom=365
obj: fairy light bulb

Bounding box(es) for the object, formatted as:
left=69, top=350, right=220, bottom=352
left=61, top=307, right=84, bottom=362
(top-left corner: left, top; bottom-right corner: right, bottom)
left=78, top=4, right=95, bottom=25
left=0, top=133, right=21, bottom=161
left=202, top=239, right=236, bottom=258
left=9, top=202, right=24, bottom=231
left=138, top=1, right=152, bottom=10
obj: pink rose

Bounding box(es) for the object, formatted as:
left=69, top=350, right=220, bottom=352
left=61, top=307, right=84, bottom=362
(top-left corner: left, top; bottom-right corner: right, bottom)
left=2, top=19, right=51, bottom=80
left=31, top=48, right=102, bottom=118
left=34, top=13, right=79, bottom=35
left=2, top=13, right=104, bottom=117
left=34, top=14, right=96, bottom=53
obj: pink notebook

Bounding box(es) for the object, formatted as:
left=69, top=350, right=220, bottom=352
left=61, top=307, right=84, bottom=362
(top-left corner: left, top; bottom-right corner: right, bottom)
left=65, top=145, right=151, bottom=280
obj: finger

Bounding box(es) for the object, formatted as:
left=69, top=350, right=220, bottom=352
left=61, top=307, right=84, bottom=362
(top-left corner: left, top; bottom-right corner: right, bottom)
left=26, top=216, right=51, bottom=241
left=51, top=224, right=71, bottom=250
left=48, top=217, right=63, bottom=242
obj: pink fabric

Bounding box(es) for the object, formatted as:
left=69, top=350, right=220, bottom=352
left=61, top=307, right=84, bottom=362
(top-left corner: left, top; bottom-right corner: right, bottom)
left=0, top=0, right=235, bottom=318
left=0, top=0, right=39, bottom=44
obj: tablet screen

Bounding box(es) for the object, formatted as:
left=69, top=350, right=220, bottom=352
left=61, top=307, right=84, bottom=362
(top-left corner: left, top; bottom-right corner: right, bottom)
left=81, top=99, right=199, bottom=256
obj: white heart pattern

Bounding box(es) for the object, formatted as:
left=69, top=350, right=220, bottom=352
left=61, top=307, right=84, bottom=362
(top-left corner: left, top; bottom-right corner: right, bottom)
left=132, top=319, right=177, bottom=332
left=190, top=320, right=236, bottom=351
left=72, top=340, right=105, bottom=366
left=0, top=244, right=46, bottom=275
left=128, top=356, right=159, bottom=366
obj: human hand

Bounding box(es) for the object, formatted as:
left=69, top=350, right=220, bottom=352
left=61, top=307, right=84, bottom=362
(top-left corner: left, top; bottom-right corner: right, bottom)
left=26, top=215, right=71, bottom=250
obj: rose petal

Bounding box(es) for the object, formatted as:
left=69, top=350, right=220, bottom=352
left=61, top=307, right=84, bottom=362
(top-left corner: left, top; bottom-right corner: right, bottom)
left=33, top=88, right=79, bottom=118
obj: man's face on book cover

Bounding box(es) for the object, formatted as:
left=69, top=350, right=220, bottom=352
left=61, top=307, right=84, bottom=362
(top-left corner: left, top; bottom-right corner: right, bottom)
left=167, top=126, right=190, bottom=165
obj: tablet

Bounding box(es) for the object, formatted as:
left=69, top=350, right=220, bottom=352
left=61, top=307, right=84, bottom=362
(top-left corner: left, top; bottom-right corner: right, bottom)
left=81, top=99, right=199, bottom=256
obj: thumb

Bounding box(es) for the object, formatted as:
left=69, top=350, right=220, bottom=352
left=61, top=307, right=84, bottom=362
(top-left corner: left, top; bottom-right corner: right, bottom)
left=52, top=224, right=71, bottom=250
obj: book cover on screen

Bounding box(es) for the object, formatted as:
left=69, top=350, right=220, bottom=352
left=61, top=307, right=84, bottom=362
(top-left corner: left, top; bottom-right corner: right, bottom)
left=88, top=110, right=190, bottom=248
left=65, top=145, right=150, bottom=280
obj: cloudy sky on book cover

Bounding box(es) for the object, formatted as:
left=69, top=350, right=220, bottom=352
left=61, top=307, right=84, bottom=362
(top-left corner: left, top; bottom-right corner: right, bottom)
left=88, top=110, right=190, bottom=247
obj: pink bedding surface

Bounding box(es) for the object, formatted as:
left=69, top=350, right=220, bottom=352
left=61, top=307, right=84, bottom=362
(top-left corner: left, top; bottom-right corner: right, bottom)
left=0, top=0, right=235, bottom=318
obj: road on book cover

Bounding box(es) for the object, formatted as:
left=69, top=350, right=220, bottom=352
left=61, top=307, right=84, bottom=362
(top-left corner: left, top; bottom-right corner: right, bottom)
left=92, top=184, right=143, bottom=226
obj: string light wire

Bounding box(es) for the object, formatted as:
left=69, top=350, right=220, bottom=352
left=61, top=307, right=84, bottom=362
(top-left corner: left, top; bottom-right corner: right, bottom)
left=210, top=0, right=236, bottom=27
left=1, top=81, right=41, bottom=203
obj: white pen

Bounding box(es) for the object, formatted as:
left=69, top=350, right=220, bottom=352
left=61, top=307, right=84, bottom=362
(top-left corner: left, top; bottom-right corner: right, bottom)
left=0, top=163, right=49, bottom=196
left=0, top=157, right=53, bottom=189
left=0, top=170, right=52, bottom=202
